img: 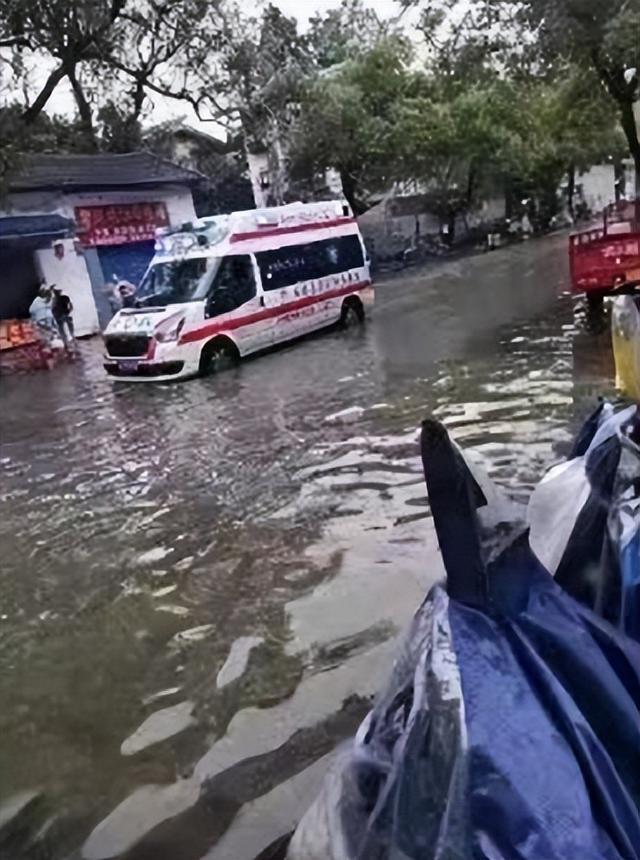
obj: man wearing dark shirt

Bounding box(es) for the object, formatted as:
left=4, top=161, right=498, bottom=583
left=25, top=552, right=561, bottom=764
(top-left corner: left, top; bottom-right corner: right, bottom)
left=51, top=287, right=75, bottom=350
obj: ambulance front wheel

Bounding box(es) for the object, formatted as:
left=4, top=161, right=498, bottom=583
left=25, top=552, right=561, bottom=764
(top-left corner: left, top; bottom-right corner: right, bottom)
left=199, top=337, right=239, bottom=376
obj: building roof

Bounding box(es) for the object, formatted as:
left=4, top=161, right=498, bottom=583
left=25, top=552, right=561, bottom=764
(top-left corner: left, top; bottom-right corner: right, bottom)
left=10, top=151, right=205, bottom=192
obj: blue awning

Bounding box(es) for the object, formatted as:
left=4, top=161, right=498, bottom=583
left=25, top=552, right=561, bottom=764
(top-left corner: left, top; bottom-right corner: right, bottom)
left=0, top=214, right=75, bottom=241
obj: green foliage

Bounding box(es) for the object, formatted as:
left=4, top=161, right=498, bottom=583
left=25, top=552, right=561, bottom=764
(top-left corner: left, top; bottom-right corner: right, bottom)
left=290, top=13, right=624, bottom=219
left=407, top=0, right=640, bottom=188
left=395, top=77, right=520, bottom=215
left=218, top=2, right=311, bottom=149
left=307, top=0, right=387, bottom=69
left=289, top=38, right=413, bottom=212
left=98, top=102, right=143, bottom=153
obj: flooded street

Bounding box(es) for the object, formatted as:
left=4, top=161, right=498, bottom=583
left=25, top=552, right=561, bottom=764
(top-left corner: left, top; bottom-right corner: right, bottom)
left=0, top=234, right=616, bottom=859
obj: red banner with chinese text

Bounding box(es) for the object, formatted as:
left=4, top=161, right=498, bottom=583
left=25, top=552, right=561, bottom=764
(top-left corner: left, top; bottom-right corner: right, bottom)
left=74, top=202, right=169, bottom=247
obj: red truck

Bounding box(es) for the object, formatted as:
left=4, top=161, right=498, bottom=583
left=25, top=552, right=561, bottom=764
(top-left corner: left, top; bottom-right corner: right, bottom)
left=570, top=200, right=640, bottom=309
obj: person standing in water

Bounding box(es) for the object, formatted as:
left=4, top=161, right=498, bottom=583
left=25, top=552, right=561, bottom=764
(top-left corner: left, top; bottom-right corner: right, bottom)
left=51, top=287, right=75, bottom=351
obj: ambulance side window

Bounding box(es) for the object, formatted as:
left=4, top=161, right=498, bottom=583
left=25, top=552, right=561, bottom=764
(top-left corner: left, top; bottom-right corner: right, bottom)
left=256, top=236, right=365, bottom=290
left=206, top=255, right=255, bottom=317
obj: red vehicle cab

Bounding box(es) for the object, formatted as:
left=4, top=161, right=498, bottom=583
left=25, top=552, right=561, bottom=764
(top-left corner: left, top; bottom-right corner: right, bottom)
left=570, top=200, right=640, bottom=308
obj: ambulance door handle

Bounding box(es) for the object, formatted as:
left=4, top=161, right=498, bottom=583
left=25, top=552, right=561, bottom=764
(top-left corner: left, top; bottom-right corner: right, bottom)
left=259, top=295, right=265, bottom=307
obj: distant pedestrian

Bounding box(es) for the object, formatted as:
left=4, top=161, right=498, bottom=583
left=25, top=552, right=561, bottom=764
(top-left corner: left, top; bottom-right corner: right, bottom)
left=51, top=287, right=75, bottom=351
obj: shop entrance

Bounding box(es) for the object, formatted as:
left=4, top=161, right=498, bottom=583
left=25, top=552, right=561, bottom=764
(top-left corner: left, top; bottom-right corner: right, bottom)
left=0, top=244, right=40, bottom=319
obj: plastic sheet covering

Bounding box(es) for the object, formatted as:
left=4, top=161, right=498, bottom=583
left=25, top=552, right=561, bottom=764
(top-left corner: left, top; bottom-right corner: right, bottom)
left=528, top=402, right=639, bottom=639
left=612, top=295, right=640, bottom=401
left=289, top=417, right=640, bottom=860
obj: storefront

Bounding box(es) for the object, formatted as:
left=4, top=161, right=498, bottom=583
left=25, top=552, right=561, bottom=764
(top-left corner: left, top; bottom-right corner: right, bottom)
left=2, top=152, right=203, bottom=331
left=74, top=201, right=173, bottom=325
left=75, top=200, right=169, bottom=283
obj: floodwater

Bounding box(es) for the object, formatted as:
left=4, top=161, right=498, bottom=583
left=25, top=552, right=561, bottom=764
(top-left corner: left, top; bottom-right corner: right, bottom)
left=0, top=234, right=616, bottom=859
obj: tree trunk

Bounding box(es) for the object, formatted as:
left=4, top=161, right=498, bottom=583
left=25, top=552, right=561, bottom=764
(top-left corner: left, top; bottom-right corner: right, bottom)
left=339, top=168, right=366, bottom=215
left=131, top=79, right=146, bottom=121
left=466, top=164, right=476, bottom=207
left=618, top=98, right=640, bottom=198
left=66, top=64, right=97, bottom=150
left=22, top=66, right=67, bottom=123
left=504, top=175, right=513, bottom=220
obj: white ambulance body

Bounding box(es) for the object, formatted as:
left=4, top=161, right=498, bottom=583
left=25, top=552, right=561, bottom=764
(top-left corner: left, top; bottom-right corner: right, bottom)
left=103, top=201, right=373, bottom=381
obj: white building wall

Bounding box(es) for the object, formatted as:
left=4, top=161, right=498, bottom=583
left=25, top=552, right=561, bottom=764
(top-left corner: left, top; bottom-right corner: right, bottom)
left=35, top=240, right=100, bottom=337
left=576, top=165, right=616, bottom=213
left=622, top=159, right=637, bottom=199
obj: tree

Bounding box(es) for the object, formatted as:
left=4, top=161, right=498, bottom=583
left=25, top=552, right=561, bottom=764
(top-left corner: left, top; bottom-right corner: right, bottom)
left=0, top=0, right=314, bottom=208
left=0, top=0, right=130, bottom=145
left=216, top=4, right=308, bottom=135
left=402, top=0, right=640, bottom=195
left=512, top=69, right=627, bottom=221
left=0, top=0, right=237, bottom=148
left=289, top=37, right=414, bottom=213
left=518, top=0, right=640, bottom=194
left=0, top=98, right=94, bottom=193
left=307, top=0, right=387, bottom=69
left=394, top=72, right=543, bottom=236
left=144, top=120, right=254, bottom=215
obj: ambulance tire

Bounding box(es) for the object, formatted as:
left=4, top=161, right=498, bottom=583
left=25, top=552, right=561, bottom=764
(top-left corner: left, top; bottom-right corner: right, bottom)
left=340, top=297, right=365, bottom=329
left=199, top=337, right=239, bottom=376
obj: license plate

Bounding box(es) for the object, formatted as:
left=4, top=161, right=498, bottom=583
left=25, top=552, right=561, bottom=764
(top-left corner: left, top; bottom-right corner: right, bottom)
left=119, top=360, right=139, bottom=372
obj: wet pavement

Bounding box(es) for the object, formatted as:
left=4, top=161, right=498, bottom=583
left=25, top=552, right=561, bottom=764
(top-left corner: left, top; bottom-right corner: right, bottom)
left=0, top=233, right=617, bottom=859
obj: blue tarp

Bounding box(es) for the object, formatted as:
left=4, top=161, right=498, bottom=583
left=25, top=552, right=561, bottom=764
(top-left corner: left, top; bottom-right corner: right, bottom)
left=0, top=214, right=75, bottom=241
left=289, top=410, right=640, bottom=860
left=529, top=402, right=640, bottom=641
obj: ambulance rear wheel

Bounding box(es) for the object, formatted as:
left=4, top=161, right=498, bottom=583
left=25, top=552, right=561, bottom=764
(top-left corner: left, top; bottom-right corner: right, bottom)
left=340, top=297, right=365, bottom=329
left=199, top=338, right=238, bottom=376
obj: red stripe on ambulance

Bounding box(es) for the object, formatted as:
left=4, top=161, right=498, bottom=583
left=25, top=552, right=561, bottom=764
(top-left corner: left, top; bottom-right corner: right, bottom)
left=179, top=280, right=371, bottom=346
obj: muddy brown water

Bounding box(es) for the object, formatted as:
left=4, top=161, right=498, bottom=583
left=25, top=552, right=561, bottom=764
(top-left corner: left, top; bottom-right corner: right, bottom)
left=0, top=234, right=616, bottom=859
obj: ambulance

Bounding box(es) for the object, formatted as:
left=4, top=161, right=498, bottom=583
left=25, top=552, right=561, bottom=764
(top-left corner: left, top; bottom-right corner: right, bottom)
left=103, top=201, right=372, bottom=381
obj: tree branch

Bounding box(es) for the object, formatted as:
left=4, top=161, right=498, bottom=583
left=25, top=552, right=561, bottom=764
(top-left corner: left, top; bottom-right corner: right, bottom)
left=22, top=64, right=66, bottom=122
left=0, top=35, right=31, bottom=49
left=66, top=62, right=97, bottom=147
left=108, top=55, right=241, bottom=125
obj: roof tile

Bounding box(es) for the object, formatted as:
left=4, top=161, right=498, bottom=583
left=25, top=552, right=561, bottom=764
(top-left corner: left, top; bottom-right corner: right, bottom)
left=11, top=151, right=204, bottom=191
